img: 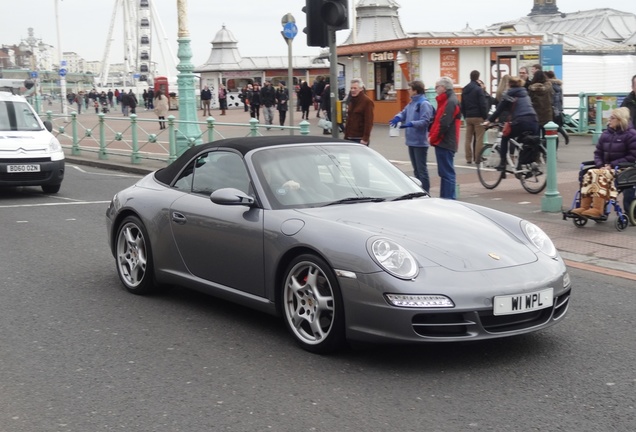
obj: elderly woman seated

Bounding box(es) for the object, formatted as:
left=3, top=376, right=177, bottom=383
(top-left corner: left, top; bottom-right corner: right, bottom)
left=571, top=107, right=636, bottom=217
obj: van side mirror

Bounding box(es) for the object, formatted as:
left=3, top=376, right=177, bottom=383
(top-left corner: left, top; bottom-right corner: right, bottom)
left=43, top=120, right=53, bottom=132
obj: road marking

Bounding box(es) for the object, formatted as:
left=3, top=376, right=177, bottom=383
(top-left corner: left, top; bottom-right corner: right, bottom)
left=70, top=164, right=141, bottom=178
left=0, top=201, right=110, bottom=209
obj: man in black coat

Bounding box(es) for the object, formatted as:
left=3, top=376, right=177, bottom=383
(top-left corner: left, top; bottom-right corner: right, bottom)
left=620, top=74, right=636, bottom=126
left=260, top=80, right=276, bottom=129
left=460, top=70, right=488, bottom=164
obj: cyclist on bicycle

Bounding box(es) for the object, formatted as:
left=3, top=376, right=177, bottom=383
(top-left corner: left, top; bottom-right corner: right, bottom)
left=483, top=76, right=539, bottom=171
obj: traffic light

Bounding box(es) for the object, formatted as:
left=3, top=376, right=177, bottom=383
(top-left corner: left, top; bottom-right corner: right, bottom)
left=322, top=0, right=349, bottom=30
left=303, top=0, right=329, bottom=48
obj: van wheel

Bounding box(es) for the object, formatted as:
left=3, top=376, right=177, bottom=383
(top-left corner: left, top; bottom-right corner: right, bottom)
left=42, top=184, right=61, bottom=194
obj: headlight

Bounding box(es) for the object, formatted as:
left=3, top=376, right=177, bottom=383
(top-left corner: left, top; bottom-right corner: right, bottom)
left=522, top=221, right=557, bottom=258
left=368, top=238, right=419, bottom=279
left=49, top=137, right=62, bottom=153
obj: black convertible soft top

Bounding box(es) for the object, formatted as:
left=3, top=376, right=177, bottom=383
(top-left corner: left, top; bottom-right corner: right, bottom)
left=154, top=135, right=350, bottom=185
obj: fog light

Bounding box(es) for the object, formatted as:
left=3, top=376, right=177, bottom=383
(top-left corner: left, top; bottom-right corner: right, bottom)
left=385, top=294, right=454, bottom=308
left=563, top=272, right=571, bottom=288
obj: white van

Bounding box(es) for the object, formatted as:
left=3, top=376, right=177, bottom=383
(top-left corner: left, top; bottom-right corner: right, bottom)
left=0, top=91, right=64, bottom=193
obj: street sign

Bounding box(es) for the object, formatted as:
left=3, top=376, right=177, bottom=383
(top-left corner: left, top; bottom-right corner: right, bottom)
left=59, top=68, right=67, bottom=77
left=61, top=60, right=67, bottom=67
left=30, top=71, right=38, bottom=78
left=133, top=73, right=141, bottom=79
left=283, top=22, right=298, bottom=39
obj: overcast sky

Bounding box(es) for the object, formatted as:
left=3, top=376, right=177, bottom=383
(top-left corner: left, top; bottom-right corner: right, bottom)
left=3, top=0, right=633, bottom=73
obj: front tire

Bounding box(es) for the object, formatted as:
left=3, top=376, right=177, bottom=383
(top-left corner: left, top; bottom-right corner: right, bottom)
left=115, top=216, right=157, bottom=294
left=282, top=254, right=345, bottom=354
left=42, top=184, right=61, bottom=194
left=477, top=144, right=503, bottom=189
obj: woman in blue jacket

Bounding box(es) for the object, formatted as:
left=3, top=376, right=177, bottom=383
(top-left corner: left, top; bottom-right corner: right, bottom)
left=389, top=80, right=435, bottom=193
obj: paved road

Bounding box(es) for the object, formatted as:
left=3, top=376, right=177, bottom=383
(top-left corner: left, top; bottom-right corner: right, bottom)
left=1, top=163, right=635, bottom=431
left=55, top=104, right=636, bottom=279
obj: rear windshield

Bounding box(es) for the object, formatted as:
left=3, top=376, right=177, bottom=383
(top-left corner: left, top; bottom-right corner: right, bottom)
left=0, top=101, right=43, bottom=132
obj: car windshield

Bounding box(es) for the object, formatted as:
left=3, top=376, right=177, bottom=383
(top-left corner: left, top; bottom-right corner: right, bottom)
left=251, top=144, right=424, bottom=209
left=0, top=101, right=42, bottom=132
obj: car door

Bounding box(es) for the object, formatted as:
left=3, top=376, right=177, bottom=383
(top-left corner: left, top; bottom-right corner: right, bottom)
left=169, top=150, right=265, bottom=297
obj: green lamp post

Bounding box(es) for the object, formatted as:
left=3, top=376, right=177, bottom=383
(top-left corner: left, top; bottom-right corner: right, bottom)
left=175, top=0, right=202, bottom=156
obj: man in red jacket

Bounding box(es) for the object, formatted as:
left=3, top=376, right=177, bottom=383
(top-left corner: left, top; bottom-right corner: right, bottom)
left=429, top=76, right=460, bottom=199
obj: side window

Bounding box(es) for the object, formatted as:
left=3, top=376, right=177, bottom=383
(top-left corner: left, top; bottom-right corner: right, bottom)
left=173, top=160, right=195, bottom=191
left=212, top=153, right=251, bottom=194
left=191, top=154, right=217, bottom=195
left=176, top=151, right=251, bottom=196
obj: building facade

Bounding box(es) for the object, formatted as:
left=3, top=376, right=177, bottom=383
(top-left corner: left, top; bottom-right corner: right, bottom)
left=194, top=26, right=330, bottom=109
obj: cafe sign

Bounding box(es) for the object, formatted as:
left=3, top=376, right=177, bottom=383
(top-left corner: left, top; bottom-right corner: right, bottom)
left=369, top=51, right=396, bottom=62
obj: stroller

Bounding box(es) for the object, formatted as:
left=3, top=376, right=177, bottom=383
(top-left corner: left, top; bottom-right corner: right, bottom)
left=562, top=161, right=636, bottom=231
left=101, top=100, right=110, bottom=114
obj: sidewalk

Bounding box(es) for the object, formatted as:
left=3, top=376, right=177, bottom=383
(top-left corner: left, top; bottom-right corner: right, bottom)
left=62, top=105, right=636, bottom=280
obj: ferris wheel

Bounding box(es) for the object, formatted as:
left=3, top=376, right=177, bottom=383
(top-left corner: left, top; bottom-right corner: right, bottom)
left=99, top=0, right=176, bottom=87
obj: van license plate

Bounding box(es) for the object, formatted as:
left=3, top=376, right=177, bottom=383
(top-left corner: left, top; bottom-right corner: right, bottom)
left=493, top=288, right=553, bottom=316
left=8, top=164, right=41, bottom=173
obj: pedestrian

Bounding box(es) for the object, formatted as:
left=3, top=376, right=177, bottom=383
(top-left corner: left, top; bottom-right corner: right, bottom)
left=218, top=83, right=227, bottom=115
left=569, top=107, right=636, bottom=217
left=320, top=79, right=332, bottom=135
left=544, top=70, right=569, bottom=145
left=142, top=89, right=149, bottom=110
left=146, top=88, right=154, bottom=110
left=200, top=85, right=212, bottom=117
left=153, top=89, right=169, bottom=129
left=74, top=91, right=83, bottom=114
left=460, top=70, right=489, bottom=164
left=389, top=80, right=435, bottom=193
left=519, top=66, right=530, bottom=88
left=620, top=74, right=636, bottom=126
left=107, top=89, right=114, bottom=107
left=429, top=76, right=461, bottom=199
left=260, top=80, right=276, bottom=128
left=312, top=76, right=326, bottom=116
left=527, top=70, right=554, bottom=137
left=240, top=85, right=249, bottom=112
left=120, top=90, right=129, bottom=116
left=249, top=83, right=261, bottom=121
left=113, top=89, right=120, bottom=106
left=275, top=81, right=289, bottom=127
left=127, top=90, right=138, bottom=115
left=344, top=78, right=374, bottom=146
left=298, top=81, right=313, bottom=120
left=485, top=76, right=539, bottom=171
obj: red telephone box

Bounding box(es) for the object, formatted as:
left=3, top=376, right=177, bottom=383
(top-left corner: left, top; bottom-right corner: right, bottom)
left=154, top=76, right=169, bottom=96
left=154, top=76, right=177, bottom=110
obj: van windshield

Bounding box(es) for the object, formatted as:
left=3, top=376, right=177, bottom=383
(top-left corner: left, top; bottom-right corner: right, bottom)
left=0, top=101, right=43, bottom=132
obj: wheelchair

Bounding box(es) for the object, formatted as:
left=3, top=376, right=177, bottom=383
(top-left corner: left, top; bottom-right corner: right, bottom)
left=562, top=161, right=636, bottom=231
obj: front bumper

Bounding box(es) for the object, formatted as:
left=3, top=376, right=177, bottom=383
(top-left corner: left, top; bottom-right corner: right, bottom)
left=339, top=262, right=571, bottom=343
left=0, top=159, right=65, bottom=187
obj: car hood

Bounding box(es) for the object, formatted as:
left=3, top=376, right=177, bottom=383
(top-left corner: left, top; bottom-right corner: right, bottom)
left=296, top=199, right=538, bottom=272
left=0, top=130, right=54, bottom=155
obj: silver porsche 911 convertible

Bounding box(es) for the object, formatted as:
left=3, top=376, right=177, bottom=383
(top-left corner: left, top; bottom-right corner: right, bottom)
left=106, top=136, right=571, bottom=353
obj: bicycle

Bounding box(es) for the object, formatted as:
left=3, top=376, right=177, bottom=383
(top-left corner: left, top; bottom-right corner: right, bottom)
left=476, top=123, right=547, bottom=194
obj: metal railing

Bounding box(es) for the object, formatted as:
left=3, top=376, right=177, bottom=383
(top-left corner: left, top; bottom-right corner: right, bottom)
left=563, top=92, right=628, bottom=135
left=43, top=111, right=312, bottom=165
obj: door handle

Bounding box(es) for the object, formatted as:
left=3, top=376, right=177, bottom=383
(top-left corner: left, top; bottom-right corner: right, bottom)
left=171, top=211, right=187, bottom=224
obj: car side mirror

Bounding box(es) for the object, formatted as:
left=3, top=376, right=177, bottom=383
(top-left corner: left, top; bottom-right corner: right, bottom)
left=43, top=120, right=53, bottom=132
left=210, top=188, right=255, bottom=206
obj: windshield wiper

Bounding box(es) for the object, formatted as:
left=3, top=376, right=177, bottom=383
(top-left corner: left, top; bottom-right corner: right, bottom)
left=323, top=196, right=386, bottom=207
left=391, top=192, right=428, bottom=201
